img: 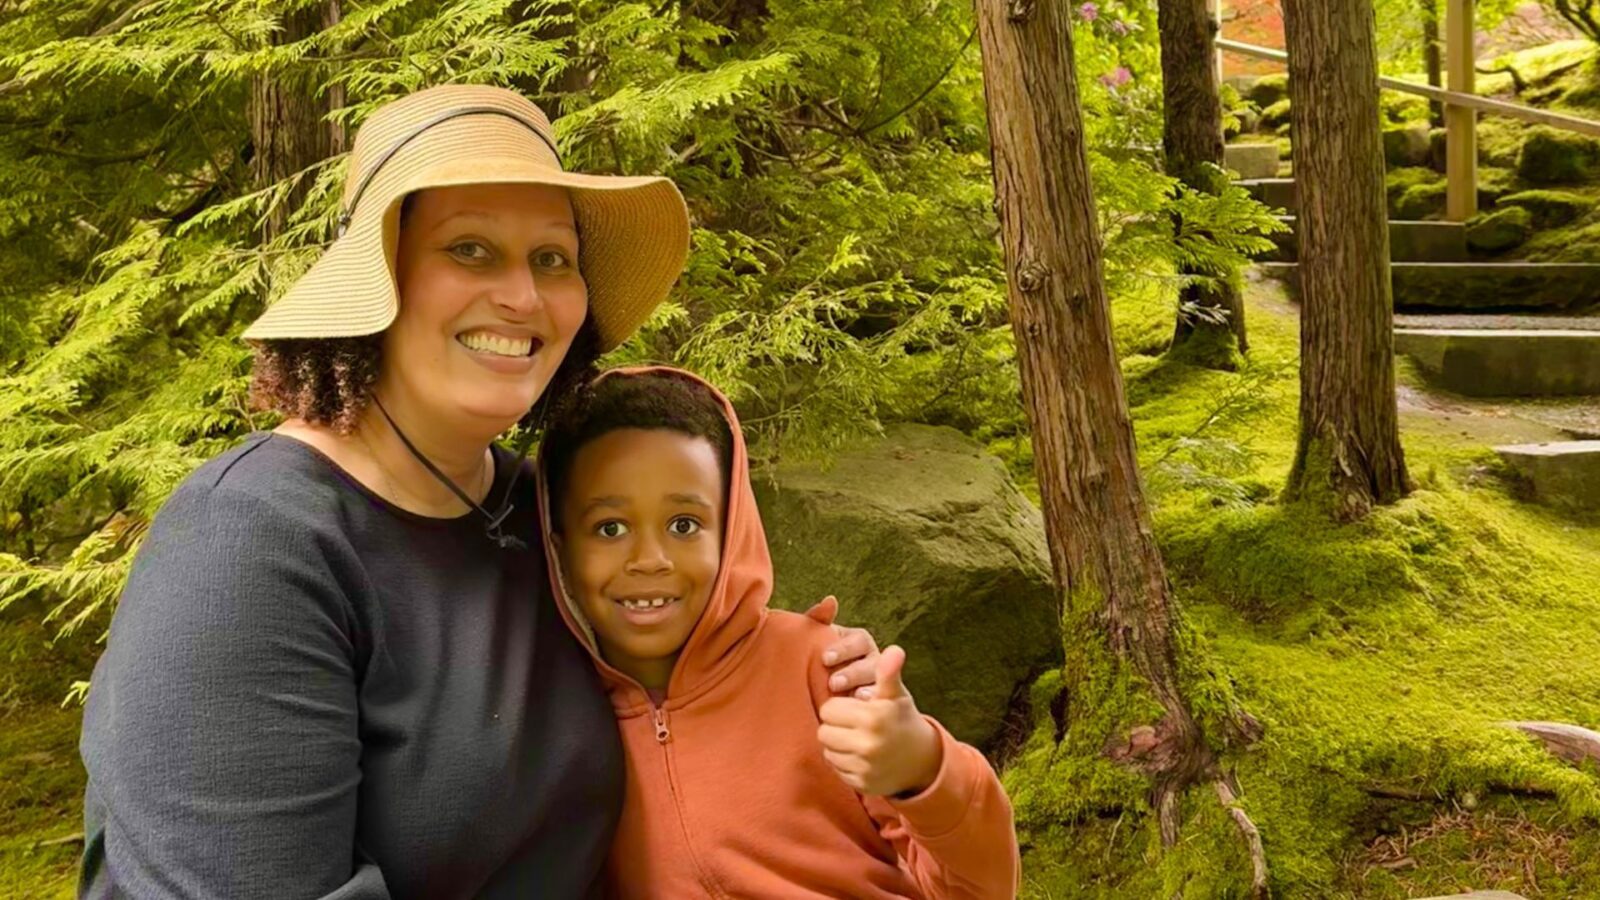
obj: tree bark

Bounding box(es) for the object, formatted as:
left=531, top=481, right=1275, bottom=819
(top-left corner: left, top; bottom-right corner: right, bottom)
left=1160, top=0, right=1248, bottom=363
left=973, top=0, right=1213, bottom=846
left=248, top=1, right=342, bottom=243
left=1282, top=0, right=1411, bottom=520
left=1422, top=0, right=1443, bottom=127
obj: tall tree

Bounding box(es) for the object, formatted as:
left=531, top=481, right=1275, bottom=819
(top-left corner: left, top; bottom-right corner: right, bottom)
left=1158, top=0, right=1248, bottom=363
left=1281, top=0, right=1411, bottom=520
left=1421, top=0, right=1443, bottom=127
left=973, top=0, right=1264, bottom=888
left=249, top=1, right=344, bottom=242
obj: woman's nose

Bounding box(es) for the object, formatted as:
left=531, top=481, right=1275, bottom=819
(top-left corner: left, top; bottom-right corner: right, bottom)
left=493, top=264, right=544, bottom=317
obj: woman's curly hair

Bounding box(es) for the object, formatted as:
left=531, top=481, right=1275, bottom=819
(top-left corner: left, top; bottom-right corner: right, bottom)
left=247, top=318, right=601, bottom=435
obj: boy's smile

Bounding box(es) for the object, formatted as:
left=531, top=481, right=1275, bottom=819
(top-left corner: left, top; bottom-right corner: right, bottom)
left=555, top=427, right=725, bottom=691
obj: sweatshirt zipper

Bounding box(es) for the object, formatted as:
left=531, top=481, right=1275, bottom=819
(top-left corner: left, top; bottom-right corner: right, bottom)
left=649, top=702, right=728, bottom=899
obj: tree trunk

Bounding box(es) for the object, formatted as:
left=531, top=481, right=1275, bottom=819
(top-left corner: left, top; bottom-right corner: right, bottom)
left=973, top=0, right=1213, bottom=847
left=1422, top=0, right=1443, bottom=127
left=248, top=1, right=342, bottom=243
left=1282, top=0, right=1411, bottom=520
left=1160, top=0, right=1248, bottom=364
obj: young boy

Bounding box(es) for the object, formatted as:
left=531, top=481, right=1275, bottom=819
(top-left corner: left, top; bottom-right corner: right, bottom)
left=537, top=366, right=1019, bottom=899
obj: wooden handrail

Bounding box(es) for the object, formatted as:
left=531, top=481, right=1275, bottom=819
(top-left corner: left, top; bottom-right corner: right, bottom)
left=1216, top=37, right=1600, bottom=139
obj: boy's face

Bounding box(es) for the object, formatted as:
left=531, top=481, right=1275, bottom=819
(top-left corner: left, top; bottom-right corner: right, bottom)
left=555, top=427, right=725, bottom=689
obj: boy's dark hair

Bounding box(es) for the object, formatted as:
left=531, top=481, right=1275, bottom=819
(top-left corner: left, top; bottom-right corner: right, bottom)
left=543, top=371, right=734, bottom=529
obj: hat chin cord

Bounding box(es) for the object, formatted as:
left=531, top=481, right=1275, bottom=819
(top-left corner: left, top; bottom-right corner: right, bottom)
left=370, top=394, right=540, bottom=551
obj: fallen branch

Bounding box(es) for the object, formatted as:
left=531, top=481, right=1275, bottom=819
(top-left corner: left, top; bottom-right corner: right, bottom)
left=1502, top=721, right=1600, bottom=768
left=1214, top=780, right=1269, bottom=898
left=31, top=831, right=84, bottom=849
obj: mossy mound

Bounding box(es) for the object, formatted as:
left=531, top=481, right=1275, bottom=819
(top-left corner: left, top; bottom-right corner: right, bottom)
left=1497, top=189, right=1592, bottom=228
left=0, top=600, right=99, bottom=898
left=1002, top=284, right=1600, bottom=897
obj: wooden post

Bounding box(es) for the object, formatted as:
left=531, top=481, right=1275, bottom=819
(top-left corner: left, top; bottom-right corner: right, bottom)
left=1445, top=0, right=1477, bottom=221
left=1209, top=0, right=1224, bottom=86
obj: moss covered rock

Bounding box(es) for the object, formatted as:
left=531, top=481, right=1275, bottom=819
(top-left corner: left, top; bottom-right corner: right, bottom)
left=1467, top=207, right=1534, bottom=253
left=1498, top=189, right=1592, bottom=228
left=1384, top=124, right=1432, bottom=168
left=1248, top=73, right=1288, bottom=108
left=1397, top=181, right=1449, bottom=220
left=1388, top=167, right=1443, bottom=217
left=754, top=424, right=1060, bottom=747
left=1259, top=98, right=1292, bottom=133
left=1517, top=126, right=1600, bottom=185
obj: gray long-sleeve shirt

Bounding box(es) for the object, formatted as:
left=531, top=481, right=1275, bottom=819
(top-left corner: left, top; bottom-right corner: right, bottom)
left=78, top=432, right=623, bottom=899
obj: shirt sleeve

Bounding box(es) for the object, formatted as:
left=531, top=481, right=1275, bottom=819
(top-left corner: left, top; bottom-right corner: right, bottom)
left=863, top=719, right=1022, bottom=900
left=78, top=483, right=387, bottom=900
left=800, top=606, right=1020, bottom=899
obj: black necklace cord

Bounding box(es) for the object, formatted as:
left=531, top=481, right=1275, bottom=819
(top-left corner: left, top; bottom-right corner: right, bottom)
left=371, top=395, right=537, bottom=551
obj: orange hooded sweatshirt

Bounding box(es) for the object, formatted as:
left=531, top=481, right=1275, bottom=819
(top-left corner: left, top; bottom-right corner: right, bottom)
left=537, top=366, right=1020, bottom=899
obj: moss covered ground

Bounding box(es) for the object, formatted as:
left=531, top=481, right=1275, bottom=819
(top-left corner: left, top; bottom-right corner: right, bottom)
left=1002, top=279, right=1600, bottom=898
left=0, top=599, right=97, bottom=897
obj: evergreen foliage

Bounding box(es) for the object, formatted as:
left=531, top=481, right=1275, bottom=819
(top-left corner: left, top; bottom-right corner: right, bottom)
left=0, top=0, right=1279, bottom=641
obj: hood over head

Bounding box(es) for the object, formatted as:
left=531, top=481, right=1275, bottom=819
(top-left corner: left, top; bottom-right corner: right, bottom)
left=536, top=365, right=772, bottom=711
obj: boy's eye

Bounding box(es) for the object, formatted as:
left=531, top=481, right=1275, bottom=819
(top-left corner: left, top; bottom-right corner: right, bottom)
left=668, top=517, right=700, bottom=537
left=596, top=521, right=629, bottom=538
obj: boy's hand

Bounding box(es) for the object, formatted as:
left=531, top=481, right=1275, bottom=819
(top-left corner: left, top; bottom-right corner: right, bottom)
left=816, top=646, right=943, bottom=797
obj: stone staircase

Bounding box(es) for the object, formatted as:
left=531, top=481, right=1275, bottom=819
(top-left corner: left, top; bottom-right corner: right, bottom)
left=1230, top=144, right=1600, bottom=515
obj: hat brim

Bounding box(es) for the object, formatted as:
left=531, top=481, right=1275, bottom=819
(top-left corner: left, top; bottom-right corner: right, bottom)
left=242, top=158, right=690, bottom=353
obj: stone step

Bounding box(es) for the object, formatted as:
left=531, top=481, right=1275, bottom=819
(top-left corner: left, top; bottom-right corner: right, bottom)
left=1225, top=143, right=1281, bottom=180
left=1239, top=177, right=1297, bottom=212
left=1259, top=261, right=1600, bottom=313
left=1494, top=441, right=1600, bottom=513
left=1394, top=327, right=1600, bottom=397
left=1263, top=217, right=1468, bottom=263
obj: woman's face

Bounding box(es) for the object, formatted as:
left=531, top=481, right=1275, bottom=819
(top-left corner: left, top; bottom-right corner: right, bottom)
left=382, top=182, right=587, bottom=433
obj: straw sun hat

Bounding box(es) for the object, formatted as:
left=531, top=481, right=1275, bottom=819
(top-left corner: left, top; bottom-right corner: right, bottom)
left=242, top=84, right=690, bottom=352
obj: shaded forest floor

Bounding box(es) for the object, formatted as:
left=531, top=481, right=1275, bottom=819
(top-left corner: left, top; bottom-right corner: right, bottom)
left=1006, top=275, right=1600, bottom=898
left=5, top=277, right=1600, bottom=897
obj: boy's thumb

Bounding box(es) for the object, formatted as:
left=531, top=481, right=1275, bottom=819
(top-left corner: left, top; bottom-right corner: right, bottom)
left=873, top=645, right=909, bottom=700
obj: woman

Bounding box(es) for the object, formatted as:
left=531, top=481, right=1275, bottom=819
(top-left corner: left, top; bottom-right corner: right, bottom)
left=77, top=84, right=880, bottom=899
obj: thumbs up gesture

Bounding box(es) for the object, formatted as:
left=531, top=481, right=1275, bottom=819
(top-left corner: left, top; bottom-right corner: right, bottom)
left=816, top=645, right=944, bottom=797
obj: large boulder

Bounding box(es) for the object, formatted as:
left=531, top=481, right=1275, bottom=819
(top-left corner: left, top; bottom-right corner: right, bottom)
left=754, top=424, right=1060, bottom=749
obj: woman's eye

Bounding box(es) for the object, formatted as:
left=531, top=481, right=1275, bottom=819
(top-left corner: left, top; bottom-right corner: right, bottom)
left=449, top=241, right=492, bottom=262
left=596, top=521, right=629, bottom=538
left=668, top=517, right=701, bottom=537
left=533, top=248, right=572, bottom=270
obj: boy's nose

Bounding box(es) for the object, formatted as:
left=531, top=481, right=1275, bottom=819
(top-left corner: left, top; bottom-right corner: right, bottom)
left=625, top=539, right=672, bottom=575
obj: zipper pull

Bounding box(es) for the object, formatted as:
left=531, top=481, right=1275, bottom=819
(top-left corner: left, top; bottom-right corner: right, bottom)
left=653, top=707, right=671, bottom=744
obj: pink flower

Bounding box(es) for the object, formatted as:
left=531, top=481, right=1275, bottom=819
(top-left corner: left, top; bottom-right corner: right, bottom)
left=1079, top=2, right=1099, bottom=20
left=1101, top=66, right=1132, bottom=87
